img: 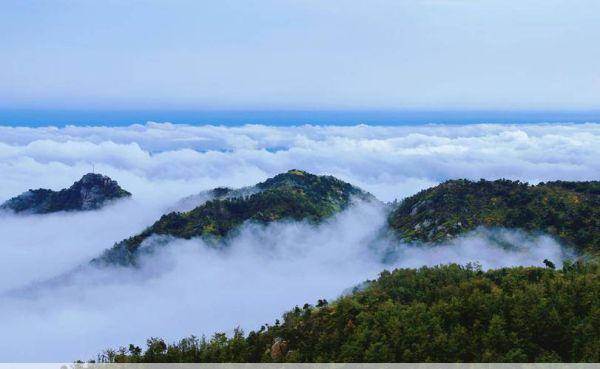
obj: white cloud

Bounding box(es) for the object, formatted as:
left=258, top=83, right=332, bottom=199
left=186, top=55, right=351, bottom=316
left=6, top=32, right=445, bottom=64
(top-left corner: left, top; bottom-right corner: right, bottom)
left=0, top=199, right=164, bottom=295
left=1, top=123, right=599, bottom=203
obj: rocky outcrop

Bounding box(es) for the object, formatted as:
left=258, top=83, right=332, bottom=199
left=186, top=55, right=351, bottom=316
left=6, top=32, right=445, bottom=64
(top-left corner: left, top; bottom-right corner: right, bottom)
left=270, top=338, right=289, bottom=361
left=1, top=173, right=131, bottom=214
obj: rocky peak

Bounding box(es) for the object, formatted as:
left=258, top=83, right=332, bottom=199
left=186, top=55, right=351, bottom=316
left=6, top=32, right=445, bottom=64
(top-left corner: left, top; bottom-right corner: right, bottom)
left=70, top=173, right=131, bottom=210
left=1, top=173, right=131, bottom=214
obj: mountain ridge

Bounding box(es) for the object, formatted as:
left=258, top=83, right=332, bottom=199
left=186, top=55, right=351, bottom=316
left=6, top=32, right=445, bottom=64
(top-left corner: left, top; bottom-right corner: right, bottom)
left=388, top=178, right=600, bottom=254
left=95, top=169, right=376, bottom=265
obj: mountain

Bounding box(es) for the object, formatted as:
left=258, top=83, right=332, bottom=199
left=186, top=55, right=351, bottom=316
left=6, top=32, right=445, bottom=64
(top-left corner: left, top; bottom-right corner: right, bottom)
left=96, top=262, right=600, bottom=363
left=388, top=179, right=600, bottom=253
left=0, top=173, right=131, bottom=214
left=96, top=170, right=376, bottom=265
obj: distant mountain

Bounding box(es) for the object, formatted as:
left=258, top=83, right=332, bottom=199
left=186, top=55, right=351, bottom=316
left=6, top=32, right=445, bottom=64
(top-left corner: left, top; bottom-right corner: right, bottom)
left=388, top=179, right=600, bottom=253
left=1, top=173, right=131, bottom=214
left=96, top=170, right=376, bottom=265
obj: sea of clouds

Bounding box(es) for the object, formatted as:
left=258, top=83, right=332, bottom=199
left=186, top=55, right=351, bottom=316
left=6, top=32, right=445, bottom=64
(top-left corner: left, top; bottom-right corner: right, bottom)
left=0, top=122, right=598, bottom=361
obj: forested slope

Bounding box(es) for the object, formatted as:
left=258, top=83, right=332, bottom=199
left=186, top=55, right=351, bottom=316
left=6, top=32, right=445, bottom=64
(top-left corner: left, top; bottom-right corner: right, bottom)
left=95, top=170, right=375, bottom=265
left=389, top=179, right=600, bottom=253
left=96, top=262, right=600, bottom=363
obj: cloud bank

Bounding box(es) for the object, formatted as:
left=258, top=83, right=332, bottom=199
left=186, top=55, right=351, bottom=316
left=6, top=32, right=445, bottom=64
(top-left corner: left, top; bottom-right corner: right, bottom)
left=0, top=123, right=596, bottom=361
left=1, top=123, right=600, bottom=203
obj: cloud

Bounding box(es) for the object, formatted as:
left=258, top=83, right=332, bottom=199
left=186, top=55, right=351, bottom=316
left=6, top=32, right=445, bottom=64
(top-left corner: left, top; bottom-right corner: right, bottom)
left=0, top=199, right=165, bottom=295
left=1, top=123, right=599, bottom=203
left=0, top=122, right=595, bottom=361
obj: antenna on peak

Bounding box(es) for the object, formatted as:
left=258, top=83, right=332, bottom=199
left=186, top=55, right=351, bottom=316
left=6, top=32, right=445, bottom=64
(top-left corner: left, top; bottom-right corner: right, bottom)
left=92, top=164, right=95, bottom=173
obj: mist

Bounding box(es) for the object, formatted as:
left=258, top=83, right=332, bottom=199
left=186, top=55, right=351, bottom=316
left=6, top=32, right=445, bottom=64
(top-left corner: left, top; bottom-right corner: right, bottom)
left=0, top=199, right=166, bottom=294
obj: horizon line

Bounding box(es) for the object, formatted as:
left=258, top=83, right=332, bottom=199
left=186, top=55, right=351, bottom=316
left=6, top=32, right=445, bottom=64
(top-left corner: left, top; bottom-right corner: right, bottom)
left=2, top=108, right=600, bottom=127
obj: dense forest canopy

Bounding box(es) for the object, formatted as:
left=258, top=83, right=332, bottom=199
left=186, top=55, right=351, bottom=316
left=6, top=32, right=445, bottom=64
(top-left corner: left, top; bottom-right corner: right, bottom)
left=389, top=179, right=600, bottom=254
left=95, top=261, right=599, bottom=363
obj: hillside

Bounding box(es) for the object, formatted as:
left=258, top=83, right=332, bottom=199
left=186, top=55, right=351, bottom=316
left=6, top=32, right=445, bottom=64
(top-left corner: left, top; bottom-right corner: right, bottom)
left=0, top=173, right=131, bottom=214
left=95, top=170, right=375, bottom=265
left=388, top=179, right=600, bottom=253
left=96, top=261, right=600, bottom=363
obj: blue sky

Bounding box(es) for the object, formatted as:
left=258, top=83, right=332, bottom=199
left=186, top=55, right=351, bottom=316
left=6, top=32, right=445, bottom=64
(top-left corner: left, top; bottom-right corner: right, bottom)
left=1, top=0, right=599, bottom=111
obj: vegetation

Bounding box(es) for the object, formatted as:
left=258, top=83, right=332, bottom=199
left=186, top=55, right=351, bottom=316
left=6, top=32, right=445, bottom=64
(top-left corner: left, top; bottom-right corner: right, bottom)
left=96, top=261, right=600, bottom=363
left=0, top=173, right=131, bottom=214
left=389, top=179, right=600, bottom=253
left=96, top=170, right=375, bottom=265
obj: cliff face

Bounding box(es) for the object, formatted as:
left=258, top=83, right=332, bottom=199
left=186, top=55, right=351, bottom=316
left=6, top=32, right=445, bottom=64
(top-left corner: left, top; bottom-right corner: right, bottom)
left=1, top=173, right=131, bottom=214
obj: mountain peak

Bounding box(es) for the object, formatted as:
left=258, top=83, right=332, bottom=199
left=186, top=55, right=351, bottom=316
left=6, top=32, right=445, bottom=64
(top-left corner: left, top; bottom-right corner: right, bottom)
left=258, top=169, right=315, bottom=188
left=257, top=169, right=361, bottom=194
left=79, top=172, right=108, bottom=182
left=1, top=173, right=131, bottom=214
left=96, top=170, right=375, bottom=265
left=287, top=169, right=307, bottom=176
